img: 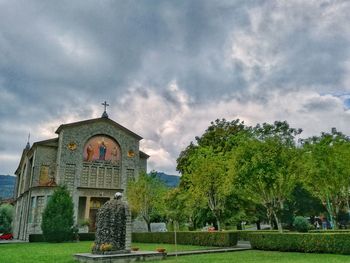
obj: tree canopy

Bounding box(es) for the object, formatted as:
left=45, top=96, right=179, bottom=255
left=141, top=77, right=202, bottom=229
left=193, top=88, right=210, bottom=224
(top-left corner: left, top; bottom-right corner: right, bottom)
left=41, top=185, right=74, bottom=242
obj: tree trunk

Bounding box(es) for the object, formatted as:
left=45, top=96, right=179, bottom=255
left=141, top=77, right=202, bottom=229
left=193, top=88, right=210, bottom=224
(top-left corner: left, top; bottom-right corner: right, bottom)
left=272, top=210, right=283, bottom=233
left=256, top=220, right=261, bottom=230
left=143, top=215, right=152, bottom=232
left=346, top=199, right=350, bottom=221
left=216, top=218, right=221, bottom=231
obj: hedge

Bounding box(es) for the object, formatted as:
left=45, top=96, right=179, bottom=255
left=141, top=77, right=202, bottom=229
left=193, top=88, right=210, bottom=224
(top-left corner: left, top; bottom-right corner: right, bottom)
left=29, top=232, right=95, bottom=242
left=132, top=231, right=238, bottom=247
left=29, top=234, right=45, bottom=242
left=236, top=230, right=285, bottom=241
left=248, top=232, right=350, bottom=254
left=309, top=230, right=350, bottom=233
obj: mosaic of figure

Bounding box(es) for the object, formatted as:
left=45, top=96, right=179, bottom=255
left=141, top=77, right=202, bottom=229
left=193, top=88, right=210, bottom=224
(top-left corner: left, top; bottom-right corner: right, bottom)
left=83, top=136, right=120, bottom=162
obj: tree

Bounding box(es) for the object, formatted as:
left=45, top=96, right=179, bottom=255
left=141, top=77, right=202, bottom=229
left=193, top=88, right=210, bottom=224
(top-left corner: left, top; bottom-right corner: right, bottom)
left=229, top=121, right=301, bottom=232
left=183, top=147, right=229, bottom=230
left=177, top=119, right=250, bottom=177
left=300, top=129, right=350, bottom=228
left=127, top=171, right=167, bottom=232
left=41, top=185, right=74, bottom=242
left=0, top=204, right=14, bottom=233
left=176, top=119, right=251, bottom=229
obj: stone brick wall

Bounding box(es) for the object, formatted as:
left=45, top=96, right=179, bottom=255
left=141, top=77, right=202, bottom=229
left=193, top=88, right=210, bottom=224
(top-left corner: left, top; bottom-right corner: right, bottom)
left=32, top=146, right=57, bottom=187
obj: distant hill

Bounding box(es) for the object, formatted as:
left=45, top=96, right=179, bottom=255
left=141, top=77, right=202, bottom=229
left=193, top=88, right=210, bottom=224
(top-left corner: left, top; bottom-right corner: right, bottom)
left=0, top=175, right=16, bottom=199
left=155, top=172, right=180, bottom=187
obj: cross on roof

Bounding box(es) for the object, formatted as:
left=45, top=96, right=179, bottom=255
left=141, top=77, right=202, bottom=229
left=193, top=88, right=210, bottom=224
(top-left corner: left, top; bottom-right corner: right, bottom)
left=101, top=101, right=109, bottom=118
left=102, top=101, right=109, bottom=111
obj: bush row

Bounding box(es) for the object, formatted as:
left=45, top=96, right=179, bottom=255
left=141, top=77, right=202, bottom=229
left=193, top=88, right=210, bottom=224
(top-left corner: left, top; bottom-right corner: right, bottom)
left=29, top=233, right=95, bottom=242
left=132, top=231, right=238, bottom=247
left=235, top=230, right=284, bottom=241
left=30, top=231, right=238, bottom=247
left=309, top=229, right=350, bottom=233
left=248, top=232, right=350, bottom=254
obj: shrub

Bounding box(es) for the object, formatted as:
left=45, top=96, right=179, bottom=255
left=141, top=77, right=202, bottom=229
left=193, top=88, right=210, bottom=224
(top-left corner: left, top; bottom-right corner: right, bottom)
left=236, top=230, right=286, bottom=241
left=0, top=204, right=14, bottom=233
left=248, top=232, right=350, bottom=254
left=79, top=232, right=95, bottom=241
left=132, top=231, right=238, bottom=247
left=29, top=234, right=45, bottom=242
left=293, top=216, right=310, bottom=232
left=29, top=232, right=95, bottom=242
left=41, top=185, right=74, bottom=242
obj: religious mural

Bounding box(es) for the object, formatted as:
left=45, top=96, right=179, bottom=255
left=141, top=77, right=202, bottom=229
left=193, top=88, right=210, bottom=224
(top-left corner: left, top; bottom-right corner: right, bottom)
left=83, top=135, right=120, bottom=163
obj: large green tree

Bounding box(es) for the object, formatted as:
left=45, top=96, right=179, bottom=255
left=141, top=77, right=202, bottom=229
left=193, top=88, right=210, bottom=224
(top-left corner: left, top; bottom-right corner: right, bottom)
left=41, top=185, right=74, bottom=242
left=184, top=147, right=229, bottom=230
left=301, top=129, right=350, bottom=228
left=176, top=119, right=251, bottom=229
left=127, top=171, right=167, bottom=232
left=229, top=121, right=301, bottom=232
left=0, top=204, right=14, bottom=233
left=177, top=119, right=249, bottom=176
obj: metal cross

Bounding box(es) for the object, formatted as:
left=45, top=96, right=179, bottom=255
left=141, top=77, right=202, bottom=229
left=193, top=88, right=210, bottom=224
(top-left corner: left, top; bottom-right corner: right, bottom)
left=101, top=101, right=109, bottom=112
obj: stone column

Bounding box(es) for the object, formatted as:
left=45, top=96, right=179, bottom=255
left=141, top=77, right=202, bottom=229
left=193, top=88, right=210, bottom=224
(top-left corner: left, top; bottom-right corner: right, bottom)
left=85, top=196, right=90, bottom=220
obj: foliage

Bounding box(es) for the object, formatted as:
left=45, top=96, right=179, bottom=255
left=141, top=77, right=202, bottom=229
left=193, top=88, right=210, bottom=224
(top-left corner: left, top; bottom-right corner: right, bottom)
left=293, top=216, right=310, bottom=232
left=176, top=119, right=253, bottom=230
left=176, top=118, right=250, bottom=179
left=0, top=204, right=14, bottom=233
left=41, top=185, right=74, bottom=242
left=164, top=187, right=192, bottom=227
left=127, top=171, right=167, bottom=231
left=300, top=129, right=350, bottom=228
left=229, top=121, right=301, bottom=232
left=281, top=184, right=325, bottom=228
left=185, top=147, right=229, bottom=230
left=132, top=231, right=238, bottom=247
left=248, top=232, right=350, bottom=254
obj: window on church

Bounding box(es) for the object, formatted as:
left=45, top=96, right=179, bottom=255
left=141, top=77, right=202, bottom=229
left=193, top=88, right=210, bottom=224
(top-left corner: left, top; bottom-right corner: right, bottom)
left=127, top=169, right=135, bottom=181
left=28, top=197, right=36, bottom=223
left=35, top=196, right=45, bottom=224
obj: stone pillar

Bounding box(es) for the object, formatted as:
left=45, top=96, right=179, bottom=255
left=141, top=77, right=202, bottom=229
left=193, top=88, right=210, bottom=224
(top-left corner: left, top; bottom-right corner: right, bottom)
left=85, top=196, right=90, bottom=220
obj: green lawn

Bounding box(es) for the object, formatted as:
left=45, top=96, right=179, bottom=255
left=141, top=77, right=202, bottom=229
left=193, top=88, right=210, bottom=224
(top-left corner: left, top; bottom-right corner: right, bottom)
left=0, top=241, right=211, bottom=263
left=150, top=250, right=350, bottom=263
left=0, top=241, right=349, bottom=263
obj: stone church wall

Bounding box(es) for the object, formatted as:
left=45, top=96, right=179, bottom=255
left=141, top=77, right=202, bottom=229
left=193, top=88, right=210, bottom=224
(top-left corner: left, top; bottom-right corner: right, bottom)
left=32, top=146, right=57, bottom=187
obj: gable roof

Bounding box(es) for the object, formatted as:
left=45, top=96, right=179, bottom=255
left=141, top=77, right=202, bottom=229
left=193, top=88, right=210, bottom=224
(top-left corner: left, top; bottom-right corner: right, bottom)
left=55, top=117, right=143, bottom=140
left=33, top=138, right=59, bottom=147
left=140, top=151, right=150, bottom=159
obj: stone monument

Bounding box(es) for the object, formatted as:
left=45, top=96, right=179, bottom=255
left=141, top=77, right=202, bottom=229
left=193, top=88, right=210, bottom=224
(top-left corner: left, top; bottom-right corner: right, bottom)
left=92, top=192, right=131, bottom=254
left=75, top=192, right=166, bottom=262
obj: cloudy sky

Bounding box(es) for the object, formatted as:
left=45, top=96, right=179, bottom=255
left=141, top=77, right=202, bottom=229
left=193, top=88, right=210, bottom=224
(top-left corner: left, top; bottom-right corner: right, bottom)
left=1, top=0, right=350, bottom=175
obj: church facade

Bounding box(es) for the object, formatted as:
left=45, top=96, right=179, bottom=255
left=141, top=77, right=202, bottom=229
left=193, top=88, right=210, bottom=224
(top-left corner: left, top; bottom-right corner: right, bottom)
left=13, top=113, right=149, bottom=240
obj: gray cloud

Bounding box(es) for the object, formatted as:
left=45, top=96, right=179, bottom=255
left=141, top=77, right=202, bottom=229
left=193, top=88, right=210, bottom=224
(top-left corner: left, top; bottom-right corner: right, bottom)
left=1, top=0, right=350, bottom=174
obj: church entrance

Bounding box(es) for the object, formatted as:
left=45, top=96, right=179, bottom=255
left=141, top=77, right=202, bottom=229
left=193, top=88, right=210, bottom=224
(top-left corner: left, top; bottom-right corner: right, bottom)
left=88, top=197, right=110, bottom=232
left=78, top=196, right=110, bottom=232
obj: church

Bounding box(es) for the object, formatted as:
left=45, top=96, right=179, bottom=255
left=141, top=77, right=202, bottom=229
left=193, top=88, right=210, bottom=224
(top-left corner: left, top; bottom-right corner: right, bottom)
left=13, top=105, right=149, bottom=240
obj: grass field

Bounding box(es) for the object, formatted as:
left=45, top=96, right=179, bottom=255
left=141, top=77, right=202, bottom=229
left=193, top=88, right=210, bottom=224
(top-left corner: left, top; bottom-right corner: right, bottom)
left=0, top=241, right=350, bottom=263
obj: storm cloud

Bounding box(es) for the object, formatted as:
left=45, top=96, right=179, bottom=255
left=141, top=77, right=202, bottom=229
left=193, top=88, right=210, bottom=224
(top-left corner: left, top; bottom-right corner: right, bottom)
left=1, top=0, right=350, bottom=175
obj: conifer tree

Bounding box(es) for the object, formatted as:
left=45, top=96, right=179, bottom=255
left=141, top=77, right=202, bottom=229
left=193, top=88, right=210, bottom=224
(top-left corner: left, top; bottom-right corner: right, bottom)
left=41, top=185, right=74, bottom=242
